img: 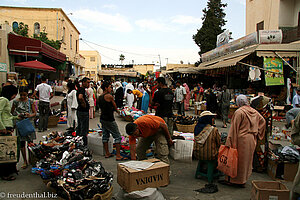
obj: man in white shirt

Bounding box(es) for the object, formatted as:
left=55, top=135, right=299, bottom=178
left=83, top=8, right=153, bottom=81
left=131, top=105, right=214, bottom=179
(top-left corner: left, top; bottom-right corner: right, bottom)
left=32, top=76, right=53, bottom=132
left=293, top=88, right=300, bottom=108
left=62, top=77, right=69, bottom=97
left=174, top=81, right=186, bottom=115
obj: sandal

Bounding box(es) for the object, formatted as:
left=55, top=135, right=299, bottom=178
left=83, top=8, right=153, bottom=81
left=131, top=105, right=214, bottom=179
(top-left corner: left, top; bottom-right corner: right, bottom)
left=105, top=154, right=114, bottom=158
left=116, top=157, right=129, bottom=161
left=1, top=175, right=16, bottom=181
left=21, top=163, right=28, bottom=169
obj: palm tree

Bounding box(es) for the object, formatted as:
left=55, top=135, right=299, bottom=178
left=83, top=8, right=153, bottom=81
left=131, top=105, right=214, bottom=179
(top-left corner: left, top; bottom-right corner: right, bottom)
left=119, top=54, right=125, bottom=64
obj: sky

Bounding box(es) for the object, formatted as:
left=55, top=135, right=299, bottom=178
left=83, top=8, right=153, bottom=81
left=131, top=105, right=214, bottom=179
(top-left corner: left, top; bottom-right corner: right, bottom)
left=2, top=0, right=246, bottom=66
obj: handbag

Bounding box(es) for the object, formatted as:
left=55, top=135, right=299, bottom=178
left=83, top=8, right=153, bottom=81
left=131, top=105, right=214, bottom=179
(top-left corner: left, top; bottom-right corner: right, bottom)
left=217, top=145, right=238, bottom=178
left=16, top=99, right=35, bottom=137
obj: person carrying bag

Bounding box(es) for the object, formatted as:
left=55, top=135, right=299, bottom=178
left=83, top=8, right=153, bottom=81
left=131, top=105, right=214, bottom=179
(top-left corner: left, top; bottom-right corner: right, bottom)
left=11, top=86, right=37, bottom=169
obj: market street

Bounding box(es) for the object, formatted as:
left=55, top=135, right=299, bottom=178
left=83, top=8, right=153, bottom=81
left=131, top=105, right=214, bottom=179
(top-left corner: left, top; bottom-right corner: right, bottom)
left=0, top=96, right=293, bottom=200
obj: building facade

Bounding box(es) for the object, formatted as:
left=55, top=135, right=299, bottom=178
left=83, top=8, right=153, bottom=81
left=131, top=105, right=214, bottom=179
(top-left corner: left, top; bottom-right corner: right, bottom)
left=246, top=0, right=300, bottom=43
left=0, top=6, right=84, bottom=76
left=79, top=50, right=101, bottom=81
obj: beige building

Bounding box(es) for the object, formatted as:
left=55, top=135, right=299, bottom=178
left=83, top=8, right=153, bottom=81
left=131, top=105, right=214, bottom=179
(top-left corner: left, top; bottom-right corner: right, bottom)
left=246, top=0, right=300, bottom=43
left=0, top=6, right=84, bottom=75
left=79, top=50, right=101, bottom=81
left=133, top=64, right=154, bottom=75
left=0, top=23, right=12, bottom=85
left=166, top=64, right=195, bottom=71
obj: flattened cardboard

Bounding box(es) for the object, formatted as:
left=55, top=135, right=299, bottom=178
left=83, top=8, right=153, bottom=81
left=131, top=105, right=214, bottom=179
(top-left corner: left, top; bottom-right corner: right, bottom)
left=0, top=136, right=18, bottom=163
left=251, top=181, right=289, bottom=200
left=117, top=158, right=169, bottom=193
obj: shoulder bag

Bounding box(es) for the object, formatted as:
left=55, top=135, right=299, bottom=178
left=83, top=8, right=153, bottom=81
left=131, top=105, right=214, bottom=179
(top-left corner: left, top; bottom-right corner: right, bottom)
left=16, top=99, right=35, bottom=137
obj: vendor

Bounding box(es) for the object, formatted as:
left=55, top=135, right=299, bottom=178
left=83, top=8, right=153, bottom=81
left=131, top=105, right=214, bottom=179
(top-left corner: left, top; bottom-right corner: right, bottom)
left=194, top=111, right=220, bottom=161
left=291, top=112, right=300, bottom=199
left=293, top=87, right=300, bottom=108
left=125, top=115, right=174, bottom=164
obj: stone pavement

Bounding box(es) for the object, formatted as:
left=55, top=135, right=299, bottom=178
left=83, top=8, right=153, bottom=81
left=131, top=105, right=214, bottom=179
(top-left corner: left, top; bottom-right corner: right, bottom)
left=0, top=96, right=293, bottom=200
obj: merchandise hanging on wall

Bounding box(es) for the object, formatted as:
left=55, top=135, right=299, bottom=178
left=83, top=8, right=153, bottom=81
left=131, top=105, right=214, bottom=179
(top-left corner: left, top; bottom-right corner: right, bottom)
left=264, top=58, right=284, bottom=86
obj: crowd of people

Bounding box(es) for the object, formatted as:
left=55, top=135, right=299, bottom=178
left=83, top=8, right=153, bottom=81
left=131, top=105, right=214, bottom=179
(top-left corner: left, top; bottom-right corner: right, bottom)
left=1, top=76, right=300, bottom=198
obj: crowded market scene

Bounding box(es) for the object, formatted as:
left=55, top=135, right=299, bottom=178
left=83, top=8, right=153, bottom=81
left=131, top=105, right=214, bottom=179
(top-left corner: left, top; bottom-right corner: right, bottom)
left=1, top=0, right=300, bottom=200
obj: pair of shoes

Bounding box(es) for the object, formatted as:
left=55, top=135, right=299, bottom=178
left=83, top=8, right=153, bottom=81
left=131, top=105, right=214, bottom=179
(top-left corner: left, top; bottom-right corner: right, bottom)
left=222, top=125, right=227, bottom=128
left=1, top=175, right=16, bottom=181
left=43, top=128, right=50, bottom=131
left=21, top=163, right=28, bottom=169
left=105, top=154, right=114, bottom=158
left=195, top=183, right=218, bottom=193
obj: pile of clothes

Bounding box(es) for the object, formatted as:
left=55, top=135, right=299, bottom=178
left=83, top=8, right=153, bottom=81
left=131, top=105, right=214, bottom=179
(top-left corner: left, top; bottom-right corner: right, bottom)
left=30, top=131, right=113, bottom=200
left=120, top=107, right=145, bottom=121
left=174, top=115, right=199, bottom=125
left=268, top=145, right=300, bottom=163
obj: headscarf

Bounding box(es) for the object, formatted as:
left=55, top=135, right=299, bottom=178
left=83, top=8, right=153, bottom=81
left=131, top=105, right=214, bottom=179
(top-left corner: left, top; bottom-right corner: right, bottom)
left=1, top=85, right=18, bottom=100
left=194, top=115, right=214, bottom=136
left=115, top=81, right=122, bottom=90
left=183, top=83, right=190, bottom=94
left=138, top=83, right=144, bottom=93
left=236, top=94, right=249, bottom=107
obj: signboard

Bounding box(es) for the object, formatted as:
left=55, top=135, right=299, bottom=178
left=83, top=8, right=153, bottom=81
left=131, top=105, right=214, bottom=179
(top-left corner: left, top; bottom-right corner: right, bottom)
left=217, top=30, right=231, bottom=47
left=0, top=62, right=7, bottom=72
left=202, top=32, right=258, bottom=62
left=264, top=58, right=284, bottom=86
left=259, top=30, right=282, bottom=44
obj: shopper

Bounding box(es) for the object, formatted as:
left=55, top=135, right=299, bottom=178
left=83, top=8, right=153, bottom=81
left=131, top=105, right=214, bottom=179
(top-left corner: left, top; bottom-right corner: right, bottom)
left=0, top=85, right=19, bottom=181
left=32, top=76, right=53, bottom=132
left=293, top=87, right=300, bottom=108
left=86, top=84, right=95, bottom=119
left=114, top=81, right=124, bottom=108
left=174, top=81, right=186, bottom=115
left=152, top=77, right=174, bottom=135
left=11, top=86, right=36, bottom=169
left=66, top=82, right=78, bottom=130
left=62, top=77, right=69, bottom=97
left=76, top=77, right=90, bottom=145
left=218, top=85, right=231, bottom=128
left=183, top=83, right=191, bottom=111
left=219, top=95, right=265, bottom=187
left=126, top=89, right=135, bottom=108
left=99, top=82, right=127, bottom=161
left=125, top=115, right=174, bottom=164
left=132, top=89, right=143, bottom=109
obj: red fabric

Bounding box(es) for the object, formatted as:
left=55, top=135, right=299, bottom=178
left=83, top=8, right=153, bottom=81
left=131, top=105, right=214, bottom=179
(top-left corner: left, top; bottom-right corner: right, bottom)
left=15, top=60, right=56, bottom=72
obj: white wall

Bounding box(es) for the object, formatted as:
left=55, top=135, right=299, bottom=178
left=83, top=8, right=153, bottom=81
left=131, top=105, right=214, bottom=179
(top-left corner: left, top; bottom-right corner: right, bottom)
left=279, top=0, right=295, bottom=27
left=294, top=0, right=300, bottom=27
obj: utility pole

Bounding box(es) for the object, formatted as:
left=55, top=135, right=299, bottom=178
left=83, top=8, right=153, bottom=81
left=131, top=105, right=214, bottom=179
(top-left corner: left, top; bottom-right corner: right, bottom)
left=158, top=54, right=162, bottom=68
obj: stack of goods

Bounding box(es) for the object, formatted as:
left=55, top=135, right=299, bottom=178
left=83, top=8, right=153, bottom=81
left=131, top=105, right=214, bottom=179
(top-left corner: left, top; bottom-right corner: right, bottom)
left=270, top=126, right=291, bottom=141
left=268, top=146, right=299, bottom=163
left=120, top=107, right=145, bottom=122
left=30, top=131, right=113, bottom=200
left=173, top=131, right=194, bottom=141
left=58, top=111, right=67, bottom=124
left=175, top=115, right=198, bottom=133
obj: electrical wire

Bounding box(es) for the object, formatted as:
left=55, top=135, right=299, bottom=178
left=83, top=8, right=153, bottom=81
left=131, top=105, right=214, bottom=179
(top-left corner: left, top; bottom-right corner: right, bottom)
left=80, top=38, right=159, bottom=58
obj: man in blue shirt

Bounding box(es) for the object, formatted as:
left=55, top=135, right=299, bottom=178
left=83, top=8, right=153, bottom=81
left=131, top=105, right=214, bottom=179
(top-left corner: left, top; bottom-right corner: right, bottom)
left=293, top=88, right=300, bottom=108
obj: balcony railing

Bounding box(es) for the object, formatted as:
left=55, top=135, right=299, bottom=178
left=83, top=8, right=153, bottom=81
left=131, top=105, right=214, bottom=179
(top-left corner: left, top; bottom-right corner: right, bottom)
left=281, top=26, right=300, bottom=43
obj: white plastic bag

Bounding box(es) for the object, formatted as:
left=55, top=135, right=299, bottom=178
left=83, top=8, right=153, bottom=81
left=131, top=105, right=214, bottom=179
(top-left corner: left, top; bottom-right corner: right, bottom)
left=170, top=139, right=193, bottom=163
left=114, top=188, right=165, bottom=200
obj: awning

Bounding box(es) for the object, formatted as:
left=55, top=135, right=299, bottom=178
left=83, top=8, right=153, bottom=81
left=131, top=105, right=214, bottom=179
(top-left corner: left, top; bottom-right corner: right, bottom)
left=202, top=54, right=249, bottom=70
left=14, top=60, right=56, bottom=72
left=163, top=67, right=200, bottom=74
left=8, top=33, right=66, bottom=62
left=256, top=43, right=300, bottom=57
left=98, top=70, right=138, bottom=77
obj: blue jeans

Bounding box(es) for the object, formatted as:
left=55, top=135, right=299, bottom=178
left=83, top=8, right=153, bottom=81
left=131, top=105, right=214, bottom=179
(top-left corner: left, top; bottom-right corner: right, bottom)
left=38, top=101, right=50, bottom=131
left=76, top=111, right=89, bottom=145
left=100, top=119, right=122, bottom=144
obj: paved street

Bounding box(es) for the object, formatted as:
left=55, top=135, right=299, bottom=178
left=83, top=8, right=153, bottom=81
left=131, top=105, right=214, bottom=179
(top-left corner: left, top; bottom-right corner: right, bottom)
left=0, top=96, right=293, bottom=200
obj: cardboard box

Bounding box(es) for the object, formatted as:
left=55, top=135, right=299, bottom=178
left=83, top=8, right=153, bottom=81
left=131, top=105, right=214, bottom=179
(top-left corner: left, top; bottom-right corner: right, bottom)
left=283, top=162, right=299, bottom=182
left=267, top=159, right=299, bottom=182
left=0, top=136, right=18, bottom=163
left=117, top=159, right=169, bottom=192
left=170, top=139, right=193, bottom=163
left=251, top=181, right=289, bottom=200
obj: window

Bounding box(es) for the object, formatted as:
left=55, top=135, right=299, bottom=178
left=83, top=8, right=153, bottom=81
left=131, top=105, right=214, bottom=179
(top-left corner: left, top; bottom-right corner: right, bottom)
left=256, top=21, right=264, bottom=31
left=12, top=21, right=18, bottom=30
left=90, top=57, right=96, bottom=62
left=70, top=34, right=72, bottom=49
left=34, top=22, right=40, bottom=35
left=76, top=40, right=78, bottom=53
left=62, top=27, right=65, bottom=42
